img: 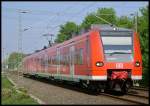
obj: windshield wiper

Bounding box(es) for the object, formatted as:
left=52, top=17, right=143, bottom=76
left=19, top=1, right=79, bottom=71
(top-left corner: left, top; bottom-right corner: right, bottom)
left=109, top=51, right=130, bottom=56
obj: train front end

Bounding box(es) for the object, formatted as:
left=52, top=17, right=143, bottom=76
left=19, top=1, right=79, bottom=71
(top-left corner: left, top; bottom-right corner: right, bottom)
left=91, top=25, right=142, bottom=93
left=100, top=26, right=142, bottom=93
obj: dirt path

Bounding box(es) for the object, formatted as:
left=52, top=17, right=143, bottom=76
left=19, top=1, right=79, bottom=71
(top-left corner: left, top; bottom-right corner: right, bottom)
left=7, top=72, right=135, bottom=104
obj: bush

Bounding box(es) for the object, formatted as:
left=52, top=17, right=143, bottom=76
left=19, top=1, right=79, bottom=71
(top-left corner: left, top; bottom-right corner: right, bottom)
left=2, top=88, right=12, bottom=98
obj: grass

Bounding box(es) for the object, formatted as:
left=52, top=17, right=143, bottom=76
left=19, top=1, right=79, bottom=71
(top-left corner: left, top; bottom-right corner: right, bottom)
left=2, top=75, right=38, bottom=105
left=2, top=76, right=13, bottom=88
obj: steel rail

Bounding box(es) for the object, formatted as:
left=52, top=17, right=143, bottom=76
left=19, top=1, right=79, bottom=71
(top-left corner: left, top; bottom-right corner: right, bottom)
left=127, top=93, right=149, bottom=99
left=101, top=93, right=148, bottom=105
left=131, top=87, right=149, bottom=91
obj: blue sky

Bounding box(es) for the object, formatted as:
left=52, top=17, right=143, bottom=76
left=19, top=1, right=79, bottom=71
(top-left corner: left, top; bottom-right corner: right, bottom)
left=2, top=1, right=148, bottom=60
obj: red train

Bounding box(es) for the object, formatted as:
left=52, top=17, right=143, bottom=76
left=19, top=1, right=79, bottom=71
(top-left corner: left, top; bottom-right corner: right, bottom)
left=23, top=24, right=142, bottom=93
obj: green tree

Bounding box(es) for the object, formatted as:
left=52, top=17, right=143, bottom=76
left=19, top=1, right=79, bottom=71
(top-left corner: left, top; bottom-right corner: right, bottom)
left=55, top=22, right=79, bottom=43
left=116, top=16, right=133, bottom=28
left=8, top=52, right=25, bottom=70
left=138, top=6, right=149, bottom=86
left=81, top=8, right=117, bottom=29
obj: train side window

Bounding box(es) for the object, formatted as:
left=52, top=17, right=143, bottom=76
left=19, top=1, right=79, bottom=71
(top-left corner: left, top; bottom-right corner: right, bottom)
left=56, top=55, right=58, bottom=65
left=64, top=54, right=67, bottom=65
left=79, top=49, right=83, bottom=64
left=48, top=57, right=51, bottom=64
left=51, top=56, right=54, bottom=65
left=60, top=55, right=64, bottom=65
left=60, top=55, right=63, bottom=65
left=62, top=55, right=65, bottom=65
left=74, top=51, right=78, bottom=64
left=58, top=55, right=61, bottom=65
left=38, top=58, right=40, bottom=63
left=37, top=58, right=39, bottom=63
left=75, top=48, right=83, bottom=65
left=52, top=56, right=55, bottom=65
left=53, top=56, right=57, bottom=65
left=65, top=54, right=69, bottom=65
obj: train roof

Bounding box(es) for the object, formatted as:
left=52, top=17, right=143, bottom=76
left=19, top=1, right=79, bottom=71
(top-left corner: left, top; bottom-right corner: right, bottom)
left=24, top=24, right=133, bottom=59
left=91, top=24, right=133, bottom=32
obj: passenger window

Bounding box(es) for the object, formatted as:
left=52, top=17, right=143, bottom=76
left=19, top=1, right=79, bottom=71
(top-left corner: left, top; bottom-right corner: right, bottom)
left=75, top=48, right=83, bottom=65
left=53, top=56, right=57, bottom=65
left=64, top=54, right=68, bottom=65
left=65, top=54, right=69, bottom=65
left=79, top=49, right=83, bottom=64
left=48, top=57, right=51, bottom=64
left=51, top=56, right=54, bottom=65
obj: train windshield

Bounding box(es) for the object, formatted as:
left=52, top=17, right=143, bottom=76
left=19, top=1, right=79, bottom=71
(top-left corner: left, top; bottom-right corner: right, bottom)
left=101, top=31, right=133, bottom=62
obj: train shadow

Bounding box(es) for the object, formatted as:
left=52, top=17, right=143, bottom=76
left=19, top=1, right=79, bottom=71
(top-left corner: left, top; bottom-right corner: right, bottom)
left=104, top=90, right=125, bottom=96
left=23, top=75, right=131, bottom=96
left=23, top=75, right=99, bottom=96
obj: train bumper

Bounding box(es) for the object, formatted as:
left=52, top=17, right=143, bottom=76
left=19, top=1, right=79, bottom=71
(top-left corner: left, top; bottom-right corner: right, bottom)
left=111, top=71, right=128, bottom=80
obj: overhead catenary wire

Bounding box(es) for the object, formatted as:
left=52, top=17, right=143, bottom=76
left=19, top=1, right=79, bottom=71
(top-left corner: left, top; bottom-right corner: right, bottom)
left=19, top=5, right=78, bottom=52
left=3, top=2, right=140, bottom=32
left=46, top=2, right=96, bottom=27
left=20, top=4, right=76, bottom=33
left=3, top=2, right=143, bottom=54
left=43, top=2, right=97, bottom=33
left=3, top=7, right=78, bottom=16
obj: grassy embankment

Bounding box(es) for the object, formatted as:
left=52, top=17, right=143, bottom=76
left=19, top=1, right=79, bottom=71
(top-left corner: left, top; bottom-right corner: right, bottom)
left=2, top=75, right=38, bottom=104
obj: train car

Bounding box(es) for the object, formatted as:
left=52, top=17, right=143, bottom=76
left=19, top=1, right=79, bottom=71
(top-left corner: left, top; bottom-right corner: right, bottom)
left=23, top=24, right=142, bottom=93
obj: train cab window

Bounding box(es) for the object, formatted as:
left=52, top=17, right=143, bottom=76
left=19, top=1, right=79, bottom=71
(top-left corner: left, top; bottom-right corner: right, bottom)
left=101, top=31, right=133, bottom=62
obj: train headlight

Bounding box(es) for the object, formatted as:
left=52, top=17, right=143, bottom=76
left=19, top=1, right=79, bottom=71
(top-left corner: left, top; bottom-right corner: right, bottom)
left=135, top=61, right=140, bottom=67
left=113, top=27, right=117, bottom=31
left=96, top=61, right=104, bottom=67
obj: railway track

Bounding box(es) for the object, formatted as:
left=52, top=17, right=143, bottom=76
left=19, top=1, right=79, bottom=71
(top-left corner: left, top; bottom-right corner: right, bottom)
left=127, top=93, right=148, bottom=99
left=101, top=92, right=149, bottom=105
left=128, top=88, right=149, bottom=99
left=7, top=72, right=149, bottom=105
left=131, top=87, right=149, bottom=91
left=101, top=86, right=149, bottom=105
left=25, top=75, right=149, bottom=105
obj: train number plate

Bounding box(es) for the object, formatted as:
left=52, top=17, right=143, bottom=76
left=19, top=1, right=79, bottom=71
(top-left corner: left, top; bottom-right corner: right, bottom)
left=116, top=63, right=123, bottom=68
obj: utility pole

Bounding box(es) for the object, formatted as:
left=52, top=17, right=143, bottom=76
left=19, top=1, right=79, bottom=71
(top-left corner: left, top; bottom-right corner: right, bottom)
left=17, top=9, right=28, bottom=83
left=42, top=33, right=54, bottom=47
left=2, top=48, right=5, bottom=71
left=135, top=12, right=138, bottom=32
left=130, top=12, right=138, bottom=32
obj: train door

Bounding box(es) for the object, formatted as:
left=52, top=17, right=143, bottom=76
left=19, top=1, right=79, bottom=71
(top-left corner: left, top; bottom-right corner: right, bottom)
left=69, top=46, right=75, bottom=79
left=57, top=48, right=60, bottom=77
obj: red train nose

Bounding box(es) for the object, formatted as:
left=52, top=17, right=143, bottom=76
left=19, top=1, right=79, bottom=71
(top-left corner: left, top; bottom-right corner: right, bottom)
left=111, top=71, right=128, bottom=80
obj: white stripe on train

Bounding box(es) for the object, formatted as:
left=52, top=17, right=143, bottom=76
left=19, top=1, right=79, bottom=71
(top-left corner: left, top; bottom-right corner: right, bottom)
left=131, top=76, right=142, bottom=80
left=25, top=72, right=142, bottom=80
